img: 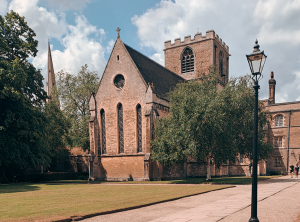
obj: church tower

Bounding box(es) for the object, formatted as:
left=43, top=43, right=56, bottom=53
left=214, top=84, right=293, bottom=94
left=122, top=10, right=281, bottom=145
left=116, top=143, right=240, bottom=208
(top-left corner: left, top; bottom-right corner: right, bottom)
left=46, top=41, right=57, bottom=103
left=164, top=30, right=230, bottom=87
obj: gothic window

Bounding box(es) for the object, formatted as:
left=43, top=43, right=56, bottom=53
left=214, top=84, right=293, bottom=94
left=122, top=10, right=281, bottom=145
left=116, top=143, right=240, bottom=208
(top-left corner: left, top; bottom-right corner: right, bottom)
left=273, top=157, right=282, bottom=167
left=137, top=104, right=142, bottom=153
left=118, top=103, right=124, bottom=153
left=274, top=137, right=282, bottom=148
left=181, top=48, right=194, bottom=73
left=219, top=51, right=224, bottom=76
left=100, top=109, right=106, bottom=154
left=275, top=115, right=283, bottom=126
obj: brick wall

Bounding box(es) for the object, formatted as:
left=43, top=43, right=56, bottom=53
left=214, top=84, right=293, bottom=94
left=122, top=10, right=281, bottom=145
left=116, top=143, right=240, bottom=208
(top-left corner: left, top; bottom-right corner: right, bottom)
left=164, top=30, right=229, bottom=85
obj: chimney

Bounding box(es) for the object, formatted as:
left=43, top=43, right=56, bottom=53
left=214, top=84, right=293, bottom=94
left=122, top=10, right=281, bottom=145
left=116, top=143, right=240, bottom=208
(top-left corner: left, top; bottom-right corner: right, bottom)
left=268, top=71, right=276, bottom=104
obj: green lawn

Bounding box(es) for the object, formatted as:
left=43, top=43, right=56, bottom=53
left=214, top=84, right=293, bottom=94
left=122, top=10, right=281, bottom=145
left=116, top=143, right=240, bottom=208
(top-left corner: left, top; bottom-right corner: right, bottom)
left=0, top=183, right=230, bottom=222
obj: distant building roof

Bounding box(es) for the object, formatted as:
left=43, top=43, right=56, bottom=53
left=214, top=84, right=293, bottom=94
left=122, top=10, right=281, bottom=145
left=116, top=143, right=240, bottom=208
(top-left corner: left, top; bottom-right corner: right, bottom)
left=124, top=44, right=184, bottom=100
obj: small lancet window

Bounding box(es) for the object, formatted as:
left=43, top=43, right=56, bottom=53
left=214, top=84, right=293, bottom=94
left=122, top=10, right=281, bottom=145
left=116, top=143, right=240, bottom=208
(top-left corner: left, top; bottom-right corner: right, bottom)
left=219, top=51, right=224, bottom=76
left=275, top=115, right=283, bottom=126
left=100, top=109, right=106, bottom=154
left=117, top=55, right=119, bottom=60
left=181, top=48, right=194, bottom=74
left=118, top=103, right=124, bottom=153
left=137, top=104, right=142, bottom=153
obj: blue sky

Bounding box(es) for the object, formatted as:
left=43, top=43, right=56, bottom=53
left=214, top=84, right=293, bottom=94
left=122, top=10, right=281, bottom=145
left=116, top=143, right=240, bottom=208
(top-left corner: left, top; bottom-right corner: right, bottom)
left=1, top=0, right=300, bottom=102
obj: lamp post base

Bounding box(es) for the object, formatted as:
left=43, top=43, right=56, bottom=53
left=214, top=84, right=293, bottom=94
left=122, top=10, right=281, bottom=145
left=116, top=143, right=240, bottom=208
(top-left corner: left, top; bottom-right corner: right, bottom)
left=249, top=217, right=259, bottom=222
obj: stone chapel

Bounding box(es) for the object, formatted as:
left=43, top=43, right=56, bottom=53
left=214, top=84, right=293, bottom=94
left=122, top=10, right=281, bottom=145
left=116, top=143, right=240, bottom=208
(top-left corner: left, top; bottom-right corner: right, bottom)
left=88, top=29, right=230, bottom=181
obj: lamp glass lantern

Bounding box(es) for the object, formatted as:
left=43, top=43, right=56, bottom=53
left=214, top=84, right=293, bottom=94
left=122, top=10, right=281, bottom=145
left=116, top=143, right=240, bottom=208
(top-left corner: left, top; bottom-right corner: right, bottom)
left=246, top=40, right=267, bottom=80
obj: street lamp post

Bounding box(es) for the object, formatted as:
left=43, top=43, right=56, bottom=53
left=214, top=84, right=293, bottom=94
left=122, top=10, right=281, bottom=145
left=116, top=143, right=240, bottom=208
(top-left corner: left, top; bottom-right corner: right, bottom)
left=246, top=40, right=267, bottom=222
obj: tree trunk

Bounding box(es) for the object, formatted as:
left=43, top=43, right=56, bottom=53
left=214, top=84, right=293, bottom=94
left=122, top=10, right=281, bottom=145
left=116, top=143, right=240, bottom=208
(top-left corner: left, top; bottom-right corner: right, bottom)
left=206, top=157, right=211, bottom=181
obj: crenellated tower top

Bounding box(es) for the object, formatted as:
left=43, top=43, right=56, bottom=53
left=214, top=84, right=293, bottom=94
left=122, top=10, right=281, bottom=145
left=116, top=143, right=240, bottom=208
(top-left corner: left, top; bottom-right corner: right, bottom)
left=164, top=30, right=229, bottom=52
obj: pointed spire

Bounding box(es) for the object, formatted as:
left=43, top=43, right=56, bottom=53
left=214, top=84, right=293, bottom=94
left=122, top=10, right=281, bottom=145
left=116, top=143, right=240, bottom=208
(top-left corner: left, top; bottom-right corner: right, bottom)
left=46, top=41, right=58, bottom=103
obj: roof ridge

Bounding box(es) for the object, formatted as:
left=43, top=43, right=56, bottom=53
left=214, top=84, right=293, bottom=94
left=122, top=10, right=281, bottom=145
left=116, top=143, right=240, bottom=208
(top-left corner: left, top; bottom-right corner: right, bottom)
left=123, top=43, right=184, bottom=81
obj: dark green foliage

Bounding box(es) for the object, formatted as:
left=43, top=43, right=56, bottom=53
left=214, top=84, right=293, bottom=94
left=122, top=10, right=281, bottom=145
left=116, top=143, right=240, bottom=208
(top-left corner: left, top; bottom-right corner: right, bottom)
left=44, top=101, right=71, bottom=167
left=151, top=67, right=272, bottom=168
left=56, top=64, right=99, bottom=150
left=0, top=11, right=49, bottom=182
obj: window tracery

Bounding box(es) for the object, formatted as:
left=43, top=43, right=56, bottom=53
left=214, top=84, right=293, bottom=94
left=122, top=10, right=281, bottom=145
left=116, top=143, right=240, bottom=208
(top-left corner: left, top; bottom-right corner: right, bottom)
left=219, top=51, right=224, bottom=76
left=100, top=109, right=106, bottom=154
left=181, top=48, right=194, bottom=73
left=137, top=104, right=142, bottom=153
left=118, top=103, right=124, bottom=153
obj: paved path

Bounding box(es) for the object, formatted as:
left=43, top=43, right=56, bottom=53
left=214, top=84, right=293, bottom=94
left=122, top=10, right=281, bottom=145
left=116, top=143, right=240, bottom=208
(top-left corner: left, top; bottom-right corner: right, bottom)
left=81, top=175, right=300, bottom=222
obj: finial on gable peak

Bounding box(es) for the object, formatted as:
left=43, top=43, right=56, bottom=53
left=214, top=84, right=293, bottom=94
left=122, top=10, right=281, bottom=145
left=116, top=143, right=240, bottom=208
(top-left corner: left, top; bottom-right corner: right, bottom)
left=116, top=27, right=121, bottom=38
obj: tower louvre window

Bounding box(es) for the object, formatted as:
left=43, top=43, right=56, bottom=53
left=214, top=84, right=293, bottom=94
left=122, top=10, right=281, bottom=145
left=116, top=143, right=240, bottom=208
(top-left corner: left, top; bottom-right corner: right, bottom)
left=118, top=103, right=124, bottom=153
left=137, top=104, right=142, bottom=153
left=219, top=51, right=224, bottom=76
left=100, top=109, right=106, bottom=154
left=181, top=48, right=194, bottom=74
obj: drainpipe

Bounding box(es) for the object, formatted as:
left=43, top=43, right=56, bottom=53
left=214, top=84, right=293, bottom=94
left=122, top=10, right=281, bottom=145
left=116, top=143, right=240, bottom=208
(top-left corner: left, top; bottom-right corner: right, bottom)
left=287, top=110, right=291, bottom=173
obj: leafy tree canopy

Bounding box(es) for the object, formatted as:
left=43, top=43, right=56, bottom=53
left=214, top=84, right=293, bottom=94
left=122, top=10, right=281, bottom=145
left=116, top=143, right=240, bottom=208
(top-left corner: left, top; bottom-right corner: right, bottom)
left=0, top=11, right=49, bottom=182
left=151, top=67, right=272, bottom=169
left=56, top=64, right=99, bottom=150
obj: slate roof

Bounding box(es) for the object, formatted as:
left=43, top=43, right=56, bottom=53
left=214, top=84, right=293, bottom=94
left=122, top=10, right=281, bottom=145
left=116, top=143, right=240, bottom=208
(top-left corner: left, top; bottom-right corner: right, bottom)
left=124, top=44, right=184, bottom=101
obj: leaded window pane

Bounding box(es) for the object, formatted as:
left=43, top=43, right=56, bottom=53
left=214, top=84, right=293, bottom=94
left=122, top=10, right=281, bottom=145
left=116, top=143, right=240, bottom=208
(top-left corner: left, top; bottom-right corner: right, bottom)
left=101, top=110, right=106, bottom=154
left=274, top=138, right=278, bottom=148
left=137, top=105, right=142, bottom=153
left=181, top=48, right=194, bottom=74
left=118, top=104, right=124, bottom=153
left=219, top=51, right=224, bottom=76
left=275, top=115, right=283, bottom=126
left=279, top=138, right=282, bottom=147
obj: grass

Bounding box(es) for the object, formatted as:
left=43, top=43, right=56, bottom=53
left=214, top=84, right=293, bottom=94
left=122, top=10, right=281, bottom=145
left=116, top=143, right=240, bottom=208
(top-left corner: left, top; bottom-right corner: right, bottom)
left=52, top=175, right=279, bottom=185
left=0, top=183, right=230, bottom=222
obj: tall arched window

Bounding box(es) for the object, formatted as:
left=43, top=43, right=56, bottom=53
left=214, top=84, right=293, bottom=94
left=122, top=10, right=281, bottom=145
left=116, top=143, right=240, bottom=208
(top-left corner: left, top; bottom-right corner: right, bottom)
left=219, top=51, right=224, bottom=76
left=181, top=48, right=194, bottom=73
left=100, top=109, right=106, bottom=154
left=137, top=104, right=142, bottom=153
left=275, top=115, right=283, bottom=126
left=118, top=103, right=124, bottom=153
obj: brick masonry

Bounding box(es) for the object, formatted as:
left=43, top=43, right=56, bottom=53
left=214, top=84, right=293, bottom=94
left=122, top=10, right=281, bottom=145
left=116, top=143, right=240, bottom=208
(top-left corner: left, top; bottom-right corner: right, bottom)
left=89, top=31, right=299, bottom=181
left=164, top=30, right=230, bottom=85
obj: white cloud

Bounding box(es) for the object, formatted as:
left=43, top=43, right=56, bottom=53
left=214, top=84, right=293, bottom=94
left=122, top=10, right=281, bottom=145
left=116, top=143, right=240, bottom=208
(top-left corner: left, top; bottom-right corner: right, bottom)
left=7, top=0, right=111, bottom=82
left=0, top=0, right=8, bottom=15
left=45, top=0, right=90, bottom=11
left=106, top=39, right=115, bottom=53
left=150, top=52, right=164, bottom=66
left=33, top=15, right=107, bottom=78
left=132, top=0, right=300, bottom=102
left=9, top=0, right=68, bottom=53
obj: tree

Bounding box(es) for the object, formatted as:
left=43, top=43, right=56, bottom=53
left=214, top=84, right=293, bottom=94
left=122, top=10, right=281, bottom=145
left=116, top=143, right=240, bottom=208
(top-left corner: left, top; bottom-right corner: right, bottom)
left=56, top=65, right=99, bottom=150
left=44, top=100, right=71, bottom=170
left=151, top=67, right=272, bottom=179
left=0, top=11, right=49, bottom=182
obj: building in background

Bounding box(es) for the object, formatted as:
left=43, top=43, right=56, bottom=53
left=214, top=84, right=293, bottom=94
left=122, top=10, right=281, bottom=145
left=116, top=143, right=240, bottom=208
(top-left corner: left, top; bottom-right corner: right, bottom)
left=264, top=72, right=300, bottom=175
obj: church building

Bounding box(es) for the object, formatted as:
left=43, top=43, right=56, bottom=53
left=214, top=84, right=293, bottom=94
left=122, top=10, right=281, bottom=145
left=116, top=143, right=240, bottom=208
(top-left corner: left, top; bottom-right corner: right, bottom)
left=88, top=29, right=230, bottom=181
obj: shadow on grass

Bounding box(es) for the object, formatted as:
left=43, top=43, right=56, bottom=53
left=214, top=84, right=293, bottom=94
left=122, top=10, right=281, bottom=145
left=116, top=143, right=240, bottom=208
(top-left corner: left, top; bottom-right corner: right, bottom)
left=0, top=183, right=41, bottom=194
left=43, top=176, right=280, bottom=186
left=168, top=176, right=280, bottom=185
